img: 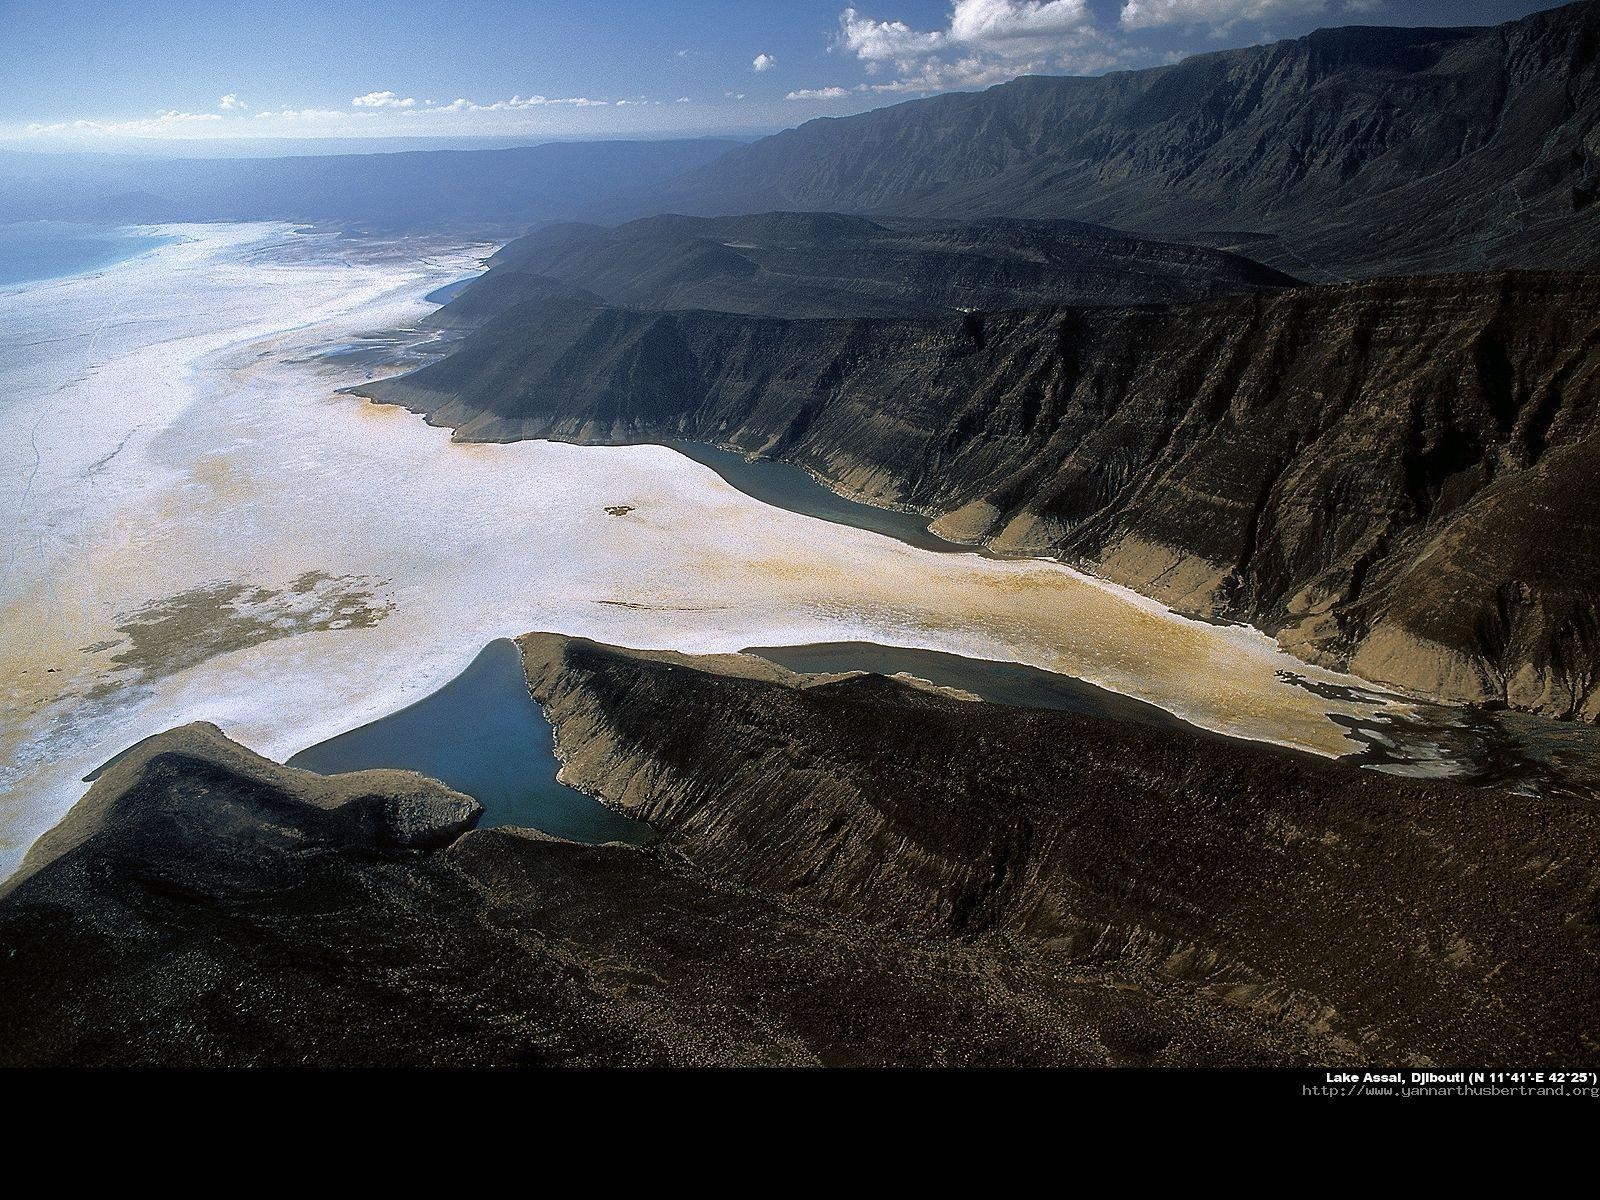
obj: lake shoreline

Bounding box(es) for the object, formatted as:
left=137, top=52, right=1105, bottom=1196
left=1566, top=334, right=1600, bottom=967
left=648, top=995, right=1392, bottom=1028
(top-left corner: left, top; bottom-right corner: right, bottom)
left=0, top=221, right=179, bottom=290
left=9, top=225, right=1585, bottom=878
left=340, top=367, right=1600, bottom=797
left=288, top=638, right=652, bottom=846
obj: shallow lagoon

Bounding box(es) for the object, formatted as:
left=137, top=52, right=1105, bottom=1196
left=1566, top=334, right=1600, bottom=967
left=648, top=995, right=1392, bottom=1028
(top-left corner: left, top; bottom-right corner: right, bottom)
left=290, top=638, right=650, bottom=845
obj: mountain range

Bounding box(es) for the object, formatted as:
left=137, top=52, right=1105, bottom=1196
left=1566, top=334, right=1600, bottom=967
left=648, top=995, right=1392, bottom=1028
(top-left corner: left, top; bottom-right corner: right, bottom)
left=652, top=1, right=1600, bottom=279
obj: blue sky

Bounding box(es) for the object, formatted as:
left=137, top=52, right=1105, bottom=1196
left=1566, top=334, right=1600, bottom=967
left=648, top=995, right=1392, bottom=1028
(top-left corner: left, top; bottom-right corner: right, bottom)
left=0, top=0, right=1572, bottom=147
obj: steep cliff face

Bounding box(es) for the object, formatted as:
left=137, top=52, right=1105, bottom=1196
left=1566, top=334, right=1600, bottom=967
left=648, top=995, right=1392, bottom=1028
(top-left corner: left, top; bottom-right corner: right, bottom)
left=518, top=635, right=1600, bottom=1064
left=464, top=212, right=1296, bottom=321
left=656, top=3, right=1600, bottom=278
left=0, top=700, right=1347, bottom=1066
left=6, top=640, right=1597, bottom=1065
left=366, top=271, right=1600, bottom=721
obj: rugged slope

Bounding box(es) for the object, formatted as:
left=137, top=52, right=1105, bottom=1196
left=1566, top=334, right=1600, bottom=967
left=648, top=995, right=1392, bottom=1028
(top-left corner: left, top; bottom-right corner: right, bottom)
left=364, top=271, right=1600, bottom=721
left=6, top=639, right=1594, bottom=1066
left=463, top=212, right=1296, bottom=321
left=0, top=711, right=1328, bottom=1067
left=522, top=635, right=1600, bottom=1065
left=655, top=3, right=1600, bottom=278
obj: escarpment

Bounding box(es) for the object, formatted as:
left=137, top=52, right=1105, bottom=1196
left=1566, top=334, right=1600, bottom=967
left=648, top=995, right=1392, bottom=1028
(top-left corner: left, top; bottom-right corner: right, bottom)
left=2, top=720, right=1139, bottom=1066
left=654, top=2, right=1600, bottom=279
left=367, top=271, right=1600, bottom=721
left=5, top=637, right=1597, bottom=1066
left=0, top=682, right=1354, bottom=1067
left=520, top=634, right=1600, bottom=1064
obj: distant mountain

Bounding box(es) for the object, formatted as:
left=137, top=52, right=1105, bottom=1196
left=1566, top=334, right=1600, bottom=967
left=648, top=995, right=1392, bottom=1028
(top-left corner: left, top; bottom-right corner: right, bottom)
left=0, top=138, right=739, bottom=231
left=368, top=271, right=1600, bottom=724
left=457, top=211, right=1296, bottom=320
left=655, top=2, right=1600, bottom=278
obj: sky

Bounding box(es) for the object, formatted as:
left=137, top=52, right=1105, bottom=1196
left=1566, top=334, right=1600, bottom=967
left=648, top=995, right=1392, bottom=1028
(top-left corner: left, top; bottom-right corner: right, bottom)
left=0, top=0, right=1576, bottom=150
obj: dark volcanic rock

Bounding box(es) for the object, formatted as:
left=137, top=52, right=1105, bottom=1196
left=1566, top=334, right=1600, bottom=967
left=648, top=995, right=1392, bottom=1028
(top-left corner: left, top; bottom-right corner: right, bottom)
left=0, top=704, right=1333, bottom=1068
left=15, top=723, right=482, bottom=880
left=364, top=271, right=1600, bottom=721
left=519, top=635, right=1600, bottom=1066
left=6, top=639, right=1592, bottom=1066
left=653, top=3, right=1600, bottom=279
left=453, top=212, right=1296, bottom=323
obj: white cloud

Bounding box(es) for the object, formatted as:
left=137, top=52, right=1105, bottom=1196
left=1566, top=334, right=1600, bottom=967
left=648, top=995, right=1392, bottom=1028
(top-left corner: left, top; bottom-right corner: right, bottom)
left=752, top=52, right=776, bottom=71
left=948, top=0, right=1094, bottom=51
left=836, top=11, right=945, bottom=63
left=786, top=86, right=853, bottom=101
left=823, top=0, right=1372, bottom=97
left=833, top=2, right=1113, bottom=92
left=676, top=96, right=692, bottom=103
left=724, top=90, right=746, bottom=99
left=351, top=90, right=416, bottom=108
left=11, top=87, right=688, bottom=142
left=839, top=2, right=1092, bottom=65
left=861, top=57, right=1029, bottom=90
left=218, top=93, right=247, bottom=111
left=439, top=94, right=610, bottom=111
left=23, top=110, right=224, bottom=137
left=1120, top=0, right=1326, bottom=28
left=256, top=107, right=348, bottom=122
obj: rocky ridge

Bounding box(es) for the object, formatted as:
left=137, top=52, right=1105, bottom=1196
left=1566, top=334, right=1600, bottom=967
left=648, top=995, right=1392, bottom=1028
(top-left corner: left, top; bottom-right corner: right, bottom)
left=655, top=3, right=1600, bottom=279
left=4, top=639, right=1595, bottom=1066
left=367, top=270, right=1600, bottom=722
left=463, top=211, right=1298, bottom=321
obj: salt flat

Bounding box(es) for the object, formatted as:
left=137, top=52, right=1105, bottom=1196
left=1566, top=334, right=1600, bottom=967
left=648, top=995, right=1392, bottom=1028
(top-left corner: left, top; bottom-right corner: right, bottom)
left=0, top=223, right=1419, bottom=877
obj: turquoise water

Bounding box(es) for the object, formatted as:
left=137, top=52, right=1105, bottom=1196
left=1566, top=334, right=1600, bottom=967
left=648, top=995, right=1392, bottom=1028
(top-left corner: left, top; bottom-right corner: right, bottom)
left=0, top=222, right=175, bottom=288
left=288, top=638, right=652, bottom=846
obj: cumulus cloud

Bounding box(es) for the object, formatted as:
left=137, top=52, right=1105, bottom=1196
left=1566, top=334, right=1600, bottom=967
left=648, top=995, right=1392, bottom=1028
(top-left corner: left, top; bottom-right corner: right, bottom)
left=351, top=90, right=416, bottom=108
left=218, top=93, right=247, bottom=110
left=947, top=0, right=1095, bottom=51
left=839, top=1, right=1092, bottom=64
left=752, top=52, right=776, bottom=71
left=833, top=2, right=1107, bottom=91
left=835, top=12, right=945, bottom=63
left=786, top=86, right=853, bottom=101
left=823, top=0, right=1356, bottom=95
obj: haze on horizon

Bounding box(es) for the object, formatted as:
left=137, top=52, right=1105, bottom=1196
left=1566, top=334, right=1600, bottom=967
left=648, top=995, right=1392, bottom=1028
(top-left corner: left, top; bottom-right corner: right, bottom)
left=0, top=0, right=1571, bottom=155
